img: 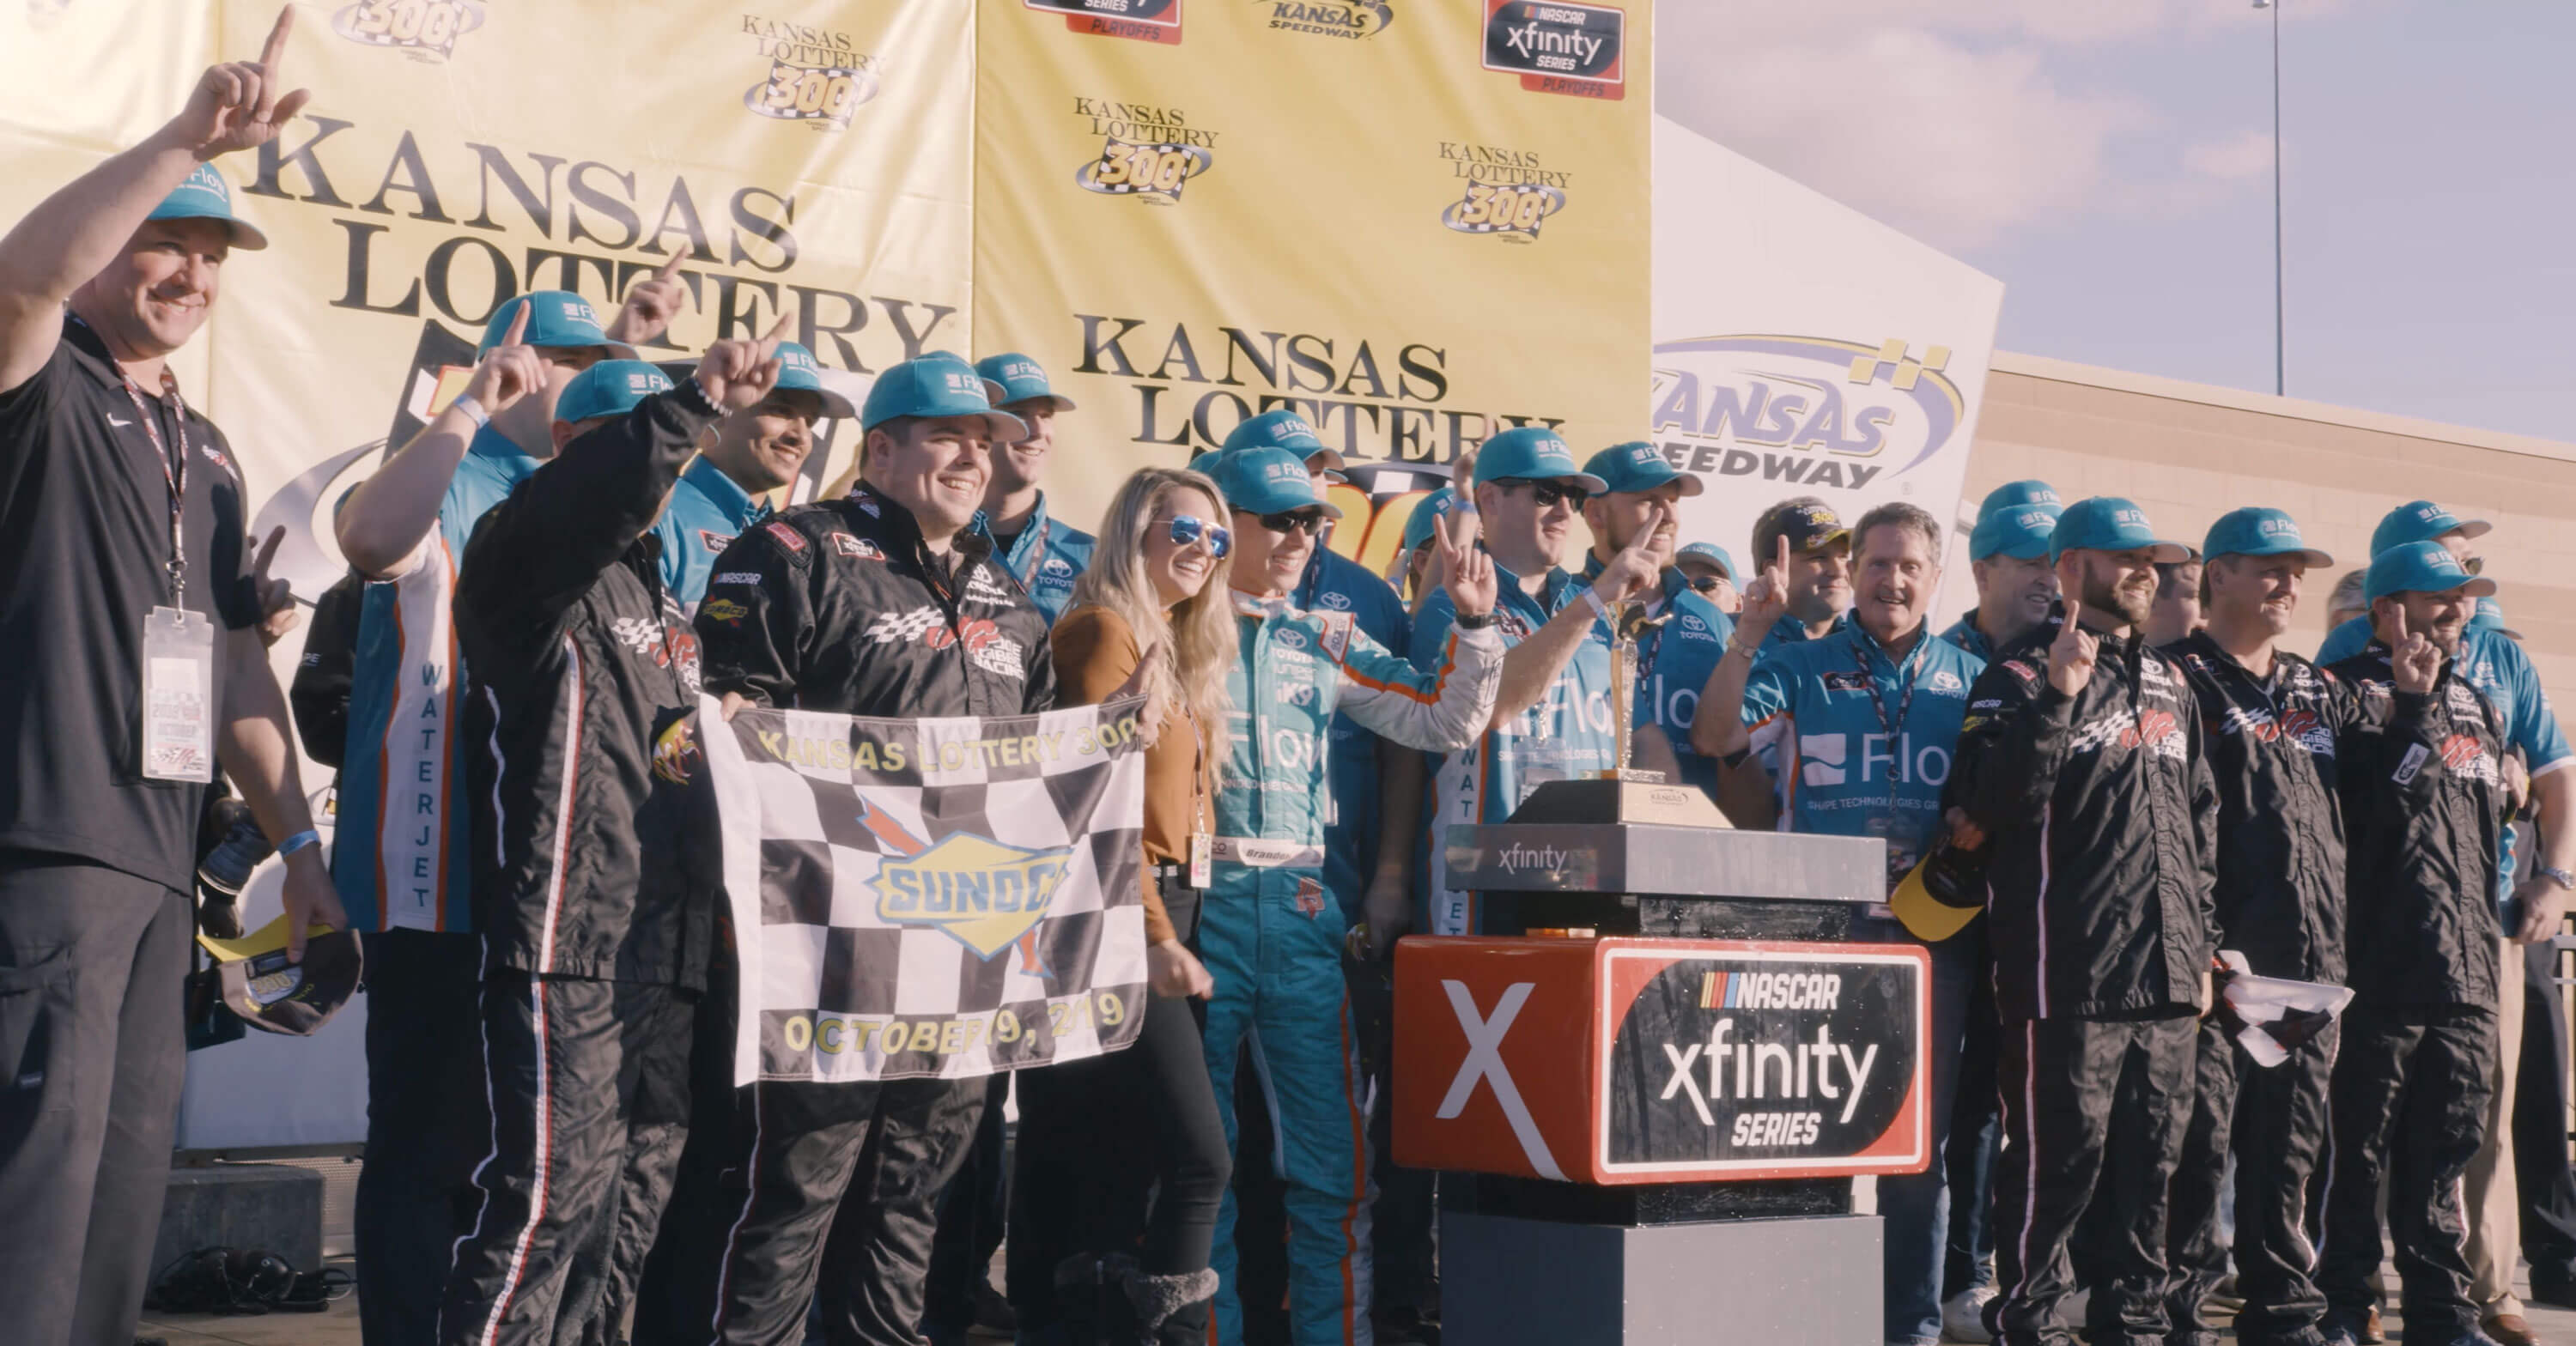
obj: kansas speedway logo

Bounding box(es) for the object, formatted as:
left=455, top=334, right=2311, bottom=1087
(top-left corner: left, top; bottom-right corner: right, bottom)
left=1437, top=142, right=1569, bottom=242
left=1481, top=0, right=1626, bottom=100
left=1072, top=100, right=1218, bottom=204
left=331, top=0, right=483, bottom=61
left=1260, top=0, right=1393, bottom=39
left=870, top=833, right=1077, bottom=958
left=741, top=15, right=882, bottom=130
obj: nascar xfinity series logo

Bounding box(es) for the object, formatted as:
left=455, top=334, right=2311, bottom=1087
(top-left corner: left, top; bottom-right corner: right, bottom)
left=1649, top=336, right=1967, bottom=494
left=1258, top=0, right=1392, bottom=40
left=1437, top=142, right=1568, bottom=243
left=870, top=833, right=1077, bottom=958
left=1481, top=0, right=1625, bottom=100
left=332, top=0, right=483, bottom=62
left=740, top=15, right=883, bottom=130
left=1073, top=99, right=1218, bottom=204
left=1029, top=0, right=1182, bottom=44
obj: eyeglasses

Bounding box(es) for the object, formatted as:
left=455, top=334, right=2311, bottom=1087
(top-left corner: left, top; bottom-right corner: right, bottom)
left=1689, top=575, right=1728, bottom=594
left=1498, top=478, right=1589, bottom=509
left=1162, top=514, right=1230, bottom=559
left=1255, top=509, right=1329, bottom=537
left=2462, top=554, right=2485, bottom=575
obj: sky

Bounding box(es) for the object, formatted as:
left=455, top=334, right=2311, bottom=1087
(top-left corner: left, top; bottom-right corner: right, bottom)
left=1657, top=0, right=2576, bottom=443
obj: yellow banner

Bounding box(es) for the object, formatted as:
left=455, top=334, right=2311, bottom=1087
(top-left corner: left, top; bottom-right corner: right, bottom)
left=973, top=0, right=1651, bottom=565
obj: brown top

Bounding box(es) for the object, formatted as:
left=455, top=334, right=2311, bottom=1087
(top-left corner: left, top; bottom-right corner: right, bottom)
left=1050, top=605, right=1212, bottom=945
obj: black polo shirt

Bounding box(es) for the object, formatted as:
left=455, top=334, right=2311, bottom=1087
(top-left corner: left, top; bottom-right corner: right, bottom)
left=0, top=314, right=258, bottom=889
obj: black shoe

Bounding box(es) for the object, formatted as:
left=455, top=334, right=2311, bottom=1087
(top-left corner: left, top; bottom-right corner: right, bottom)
left=2530, top=1274, right=2576, bottom=1311
left=1375, top=1306, right=1442, bottom=1344
left=970, top=1280, right=1017, bottom=1338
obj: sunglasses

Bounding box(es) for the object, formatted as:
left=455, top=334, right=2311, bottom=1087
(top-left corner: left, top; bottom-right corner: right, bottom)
left=1689, top=575, right=1728, bottom=594
left=1255, top=509, right=1329, bottom=537
left=1499, top=478, right=1590, bottom=509
left=2462, top=554, right=2484, bottom=575
left=1162, top=513, right=1231, bottom=559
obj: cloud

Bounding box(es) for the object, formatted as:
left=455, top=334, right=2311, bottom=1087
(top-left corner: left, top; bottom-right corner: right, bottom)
left=2184, top=127, right=2275, bottom=181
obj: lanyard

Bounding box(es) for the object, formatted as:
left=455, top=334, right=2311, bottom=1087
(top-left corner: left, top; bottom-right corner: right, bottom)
left=1012, top=515, right=1053, bottom=593
left=1850, top=625, right=1929, bottom=817
left=117, top=368, right=191, bottom=608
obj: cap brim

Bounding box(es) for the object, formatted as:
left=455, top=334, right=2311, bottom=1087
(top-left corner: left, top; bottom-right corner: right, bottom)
left=1890, top=859, right=1980, bottom=942
left=981, top=409, right=1031, bottom=444
left=1975, top=537, right=2053, bottom=561
left=816, top=390, right=858, bottom=420
left=2147, top=540, right=2192, bottom=564
left=2455, top=518, right=2494, bottom=541
left=2219, top=544, right=2335, bottom=570
left=1796, top=529, right=1853, bottom=553
left=1558, top=472, right=1610, bottom=494
left=221, top=217, right=269, bottom=251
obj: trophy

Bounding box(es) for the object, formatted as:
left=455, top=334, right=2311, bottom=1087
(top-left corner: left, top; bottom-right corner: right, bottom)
left=1601, top=598, right=1672, bottom=784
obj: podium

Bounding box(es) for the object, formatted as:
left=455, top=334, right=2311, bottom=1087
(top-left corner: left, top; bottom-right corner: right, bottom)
left=1394, top=779, right=1925, bottom=1345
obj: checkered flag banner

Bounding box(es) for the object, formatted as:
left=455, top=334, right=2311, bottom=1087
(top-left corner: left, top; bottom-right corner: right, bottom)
left=702, top=693, right=1152, bottom=1086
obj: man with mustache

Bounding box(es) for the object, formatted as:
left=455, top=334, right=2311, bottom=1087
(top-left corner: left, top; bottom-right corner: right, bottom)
left=653, top=341, right=854, bottom=616
left=1953, top=497, right=2220, bottom=1346
left=1941, top=481, right=2063, bottom=663
left=0, top=13, right=340, bottom=1343
left=1577, top=440, right=1733, bottom=797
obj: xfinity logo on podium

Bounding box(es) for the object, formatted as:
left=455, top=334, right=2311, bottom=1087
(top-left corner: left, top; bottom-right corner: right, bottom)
left=1435, top=980, right=1563, bottom=1179
left=1494, top=842, right=1567, bottom=874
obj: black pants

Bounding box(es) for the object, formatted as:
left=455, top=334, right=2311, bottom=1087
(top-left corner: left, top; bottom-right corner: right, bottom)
left=923, top=1074, right=1011, bottom=1333
left=2316, top=1005, right=2494, bottom=1336
left=2150, top=1018, right=2239, bottom=1341
left=632, top=945, right=743, bottom=1346
left=1354, top=949, right=1434, bottom=1320
left=2155, top=1016, right=2342, bottom=1343
left=1943, top=935, right=2002, bottom=1301
left=692, top=1075, right=989, bottom=1346
left=358, top=929, right=493, bottom=1346
left=1990, top=1013, right=2194, bottom=1346
left=440, top=968, right=697, bottom=1346
left=0, top=852, right=190, bottom=1346
left=2514, top=938, right=2576, bottom=1290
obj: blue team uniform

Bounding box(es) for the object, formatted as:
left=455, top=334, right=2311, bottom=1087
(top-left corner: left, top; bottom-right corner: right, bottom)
left=1297, top=544, right=1412, bottom=919
left=652, top=457, right=770, bottom=614
left=1577, top=554, right=1735, bottom=799
left=973, top=491, right=1096, bottom=621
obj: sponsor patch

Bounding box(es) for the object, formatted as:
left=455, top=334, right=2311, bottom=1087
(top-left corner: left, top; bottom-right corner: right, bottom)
left=699, top=529, right=736, bottom=554
left=713, top=571, right=762, bottom=586
left=701, top=598, right=750, bottom=625
left=1822, top=671, right=1870, bottom=693
left=763, top=520, right=809, bottom=555
left=831, top=533, right=884, bottom=561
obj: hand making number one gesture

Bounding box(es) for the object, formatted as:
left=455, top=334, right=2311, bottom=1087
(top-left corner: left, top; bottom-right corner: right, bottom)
left=696, top=313, right=796, bottom=411
left=1735, top=531, right=1794, bottom=644
left=461, top=300, right=544, bottom=418
left=1437, top=506, right=1498, bottom=620
left=2047, top=597, right=2100, bottom=698
left=175, top=6, right=311, bottom=161
left=609, top=251, right=693, bottom=349
left=2378, top=603, right=2441, bottom=694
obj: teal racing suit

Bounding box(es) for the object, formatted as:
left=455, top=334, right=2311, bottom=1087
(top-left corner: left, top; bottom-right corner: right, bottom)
left=1203, top=591, right=1502, bottom=1346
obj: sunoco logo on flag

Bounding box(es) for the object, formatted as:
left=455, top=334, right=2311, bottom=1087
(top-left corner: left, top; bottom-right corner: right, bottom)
left=705, top=694, right=1152, bottom=1085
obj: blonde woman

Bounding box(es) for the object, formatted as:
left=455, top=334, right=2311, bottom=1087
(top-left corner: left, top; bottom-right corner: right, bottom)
left=1009, top=466, right=1236, bottom=1344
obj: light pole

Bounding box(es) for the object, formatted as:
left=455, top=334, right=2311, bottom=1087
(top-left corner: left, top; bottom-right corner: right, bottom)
left=2255, top=0, right=2283, bottom=396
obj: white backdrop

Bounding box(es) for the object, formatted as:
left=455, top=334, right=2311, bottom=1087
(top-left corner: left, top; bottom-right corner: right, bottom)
left=1649, top=116, right=2004, bottom=615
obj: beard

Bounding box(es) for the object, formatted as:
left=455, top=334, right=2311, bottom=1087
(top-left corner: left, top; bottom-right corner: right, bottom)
left=2082, top=571, right=2153, bottom=628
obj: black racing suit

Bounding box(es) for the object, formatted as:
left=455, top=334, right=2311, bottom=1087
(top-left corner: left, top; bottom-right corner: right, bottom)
left=2315, top=648, right=2507, bottom=1338
left=439, top=381, right=722, bottom=1346
left=2160, top=635, right=2368, bottom=1343
left=1954, top=609, right=2218, bottom=1346
left=683, top=482, right=1056, bottom=1346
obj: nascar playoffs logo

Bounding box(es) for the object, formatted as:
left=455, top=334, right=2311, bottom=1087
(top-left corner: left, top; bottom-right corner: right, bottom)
left=332, top=0, right=483, bottom=61
left=1437, top=142, right=1568, bottom=243
left=741, top=15, right=882, bottom=130
left=1649, top=336, right=1967, bottom=494
left=1072, top=99, right=1218, bottom=204
left=1482, top=0, right=1625, bottom=100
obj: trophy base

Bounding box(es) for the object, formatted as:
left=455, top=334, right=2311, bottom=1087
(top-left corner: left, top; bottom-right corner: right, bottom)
left=1593, top=767, right=1668, bottom=784
left=1505, top=777, right=1732, bottom=829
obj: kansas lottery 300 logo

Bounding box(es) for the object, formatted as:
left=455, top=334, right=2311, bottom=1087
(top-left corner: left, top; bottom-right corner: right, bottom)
left=740, top=15, right=883, bottom=130
left=331, top=0, right=483, bottom=61
left=1072, top=100, right=1218, bottom=204
left=1437, top=142, right=1570, bottom=242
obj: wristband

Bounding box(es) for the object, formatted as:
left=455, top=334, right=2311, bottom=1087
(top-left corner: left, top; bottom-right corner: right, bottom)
left=277, top=828, right=322, bottom=858
left=1582, top=587, right=1611, bottom=623
left=2541, top=865, right=2576, bottom=893
left=448, top=393, right=489, bottom=428
left=1455, top=610, right=1497, bottom=630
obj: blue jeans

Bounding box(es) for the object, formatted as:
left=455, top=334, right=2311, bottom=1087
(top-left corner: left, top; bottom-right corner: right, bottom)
left=1862, top=919, right=1976, bottom=1344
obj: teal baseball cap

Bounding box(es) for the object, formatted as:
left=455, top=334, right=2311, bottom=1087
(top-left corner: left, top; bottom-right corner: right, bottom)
left=1675, top=541, right=1735, bottom=579
left=145, top=163, right=267, bottom=251
left=2369, top=500, right=2491, bottom=557
left=773, top=342, right=856, bottom=420
left=1583, top=441, right=1703, bottom=498
left=2202, top=506, right=2332, bottom=568
left=975, top=352, right=1075, bottom=412
left=2047, top=497, right=2190, bottom=564
left=1210, top=447, right=1342, bottom=519
left=2471, top=596, right=2522, bottom=640
left=1969, top=502, right=2063, bottom=561
left=479, top=290, right=635, bottom=357
left=1402, top=487, right=1461, bottom=552
left=860, top=350, right=1028, bottom=441
left=1474, top=427, right=1607, bottom=493
left=1224, top=409, right=1346, bottom=476
left=2364, top=539, right=2496, bottom=603
left=553, top=361, right=672, bottom=425
left=1978, top=480, right=2061, bottom=520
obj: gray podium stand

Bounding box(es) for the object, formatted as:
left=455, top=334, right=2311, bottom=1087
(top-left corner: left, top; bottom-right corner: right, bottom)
left=1426, top=779, right=1900, bottom=1346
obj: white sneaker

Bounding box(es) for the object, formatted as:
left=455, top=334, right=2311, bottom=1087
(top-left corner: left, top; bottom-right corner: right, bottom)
left=1941, top=1287, right=1996, bottom=1343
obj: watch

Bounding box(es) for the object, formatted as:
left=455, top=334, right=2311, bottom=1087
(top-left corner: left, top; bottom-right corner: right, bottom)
left=2540, top=865, right=2576, bottom=893
left=1455, top=610, right=1498, bottom=630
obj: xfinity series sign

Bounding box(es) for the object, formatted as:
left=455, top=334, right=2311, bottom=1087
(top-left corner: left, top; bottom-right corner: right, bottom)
left=1601, top=945, right=1924, bottom=1178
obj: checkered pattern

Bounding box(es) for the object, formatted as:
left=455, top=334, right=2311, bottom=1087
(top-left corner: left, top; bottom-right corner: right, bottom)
left=703, top=695, right=1151, bottom=1085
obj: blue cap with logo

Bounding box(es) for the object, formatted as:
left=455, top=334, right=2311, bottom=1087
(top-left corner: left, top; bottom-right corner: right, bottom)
left=2369, top=500, right=2491, bottom=558
left=1583, top=441, right=1704, bottom=498
left=1402, top=487, right=1461, bottom=552
left=1223, top=409, right=1346, bottom=476
left=1969, top=502, right=2063, bottom=561
left=552, top=360, right=672, bottom=426
left=146, top=163, right=268, bottom=251
left=772, top=342, right=856, bottom=420
left=2047, top=496, right=2190, bottom=564
left=1676, top=541, right=1735, bottom=579
left=860, top=350, right=1028, bottom=442
left=479, top=290, right=635, bottom=358
left=2364, top=538, right=2497, bottom=603
left=2471, top=596, right=2523, bottom=640
left=1210, top=447, right=1343, bottom=520
left=975, top=352, right=1075, bottom=413
left=1473, top=427, right=1607, bottom=494
left=1978, top=480, right=2061, bottom=520
left=2202, top=506, right=2334, bottom=569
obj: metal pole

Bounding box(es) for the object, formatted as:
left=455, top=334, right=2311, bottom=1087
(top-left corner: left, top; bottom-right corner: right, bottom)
left=2271, top=0, right=2285, bottom=397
